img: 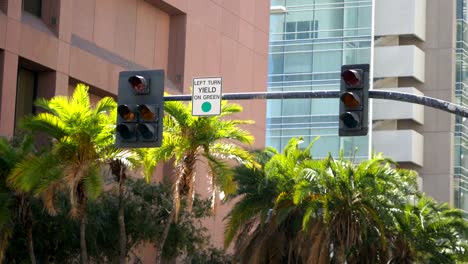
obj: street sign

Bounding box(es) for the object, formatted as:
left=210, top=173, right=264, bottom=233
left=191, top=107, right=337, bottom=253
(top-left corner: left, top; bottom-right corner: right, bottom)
left=192, top=77, right=222, bottom=116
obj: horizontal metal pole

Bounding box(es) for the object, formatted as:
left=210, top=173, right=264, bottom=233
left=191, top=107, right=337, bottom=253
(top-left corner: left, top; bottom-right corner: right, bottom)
left=164, top=90, right=468, bottom=118
left=164, top=91, right=341, bottom=101
left=370, top=90, right=468, bottom=118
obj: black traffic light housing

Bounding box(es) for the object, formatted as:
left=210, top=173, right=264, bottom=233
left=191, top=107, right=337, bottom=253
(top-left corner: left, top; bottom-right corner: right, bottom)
left=339, top=64, right=369, bottom=137
left=116, top=70, right=164, bottom=148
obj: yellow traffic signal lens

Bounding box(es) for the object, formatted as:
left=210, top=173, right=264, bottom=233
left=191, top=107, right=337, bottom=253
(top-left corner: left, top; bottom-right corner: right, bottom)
left=117, top=105, right=135, bottom=121
left=340, top=92, right=361, bottom=109
left=137, top=105, right=156, bottom=121
left=342, top=69, right=362, bottom=87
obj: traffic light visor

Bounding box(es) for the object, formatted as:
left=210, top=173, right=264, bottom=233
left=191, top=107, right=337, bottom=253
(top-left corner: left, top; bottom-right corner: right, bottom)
left=128, top=75, right=148, bottom=94
left=342, top=69, right=362, bottom=87
left=340, top=92, right=361, bottom=109
left=117, top=105, right=135, bottom=121
left=340, top=112, right=360, bottom=128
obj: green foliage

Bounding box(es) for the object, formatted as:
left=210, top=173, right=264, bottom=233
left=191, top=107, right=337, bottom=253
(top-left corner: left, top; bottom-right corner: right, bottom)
left=140, top=98, right=256, bottom=209
left=5, top=193, right=81, bottom=263
left=227, top=137, right=468, bottom=264
left=12, top=84, right=117, bottom=216
left=223, top=149, right=277, bottom=248
left=2, top=85, right=233, bottom=263
left=0, top=134, right=37, bottom=262
left=189, top=247, right=232, bottom=264
left=3, top=179, right=231, bottom=263
left=389, top=196, right=468, bottom=263
left=162, top=197, right=212, bottom=260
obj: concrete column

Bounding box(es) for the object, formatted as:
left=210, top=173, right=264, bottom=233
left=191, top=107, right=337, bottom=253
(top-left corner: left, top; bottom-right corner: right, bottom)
left=0, top=51, right=18, bottom=137
left=56, top=0, right=71, bottom=94
left=57, top=0, right=72, bottom=42
left=6, top=0, right=21, bottom=21
left=35, top=71, right=69, bottom=98
left=54, top=71, right=69, bottom=96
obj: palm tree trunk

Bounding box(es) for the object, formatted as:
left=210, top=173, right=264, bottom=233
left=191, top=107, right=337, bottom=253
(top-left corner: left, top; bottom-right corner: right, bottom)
left=318, top=234, right=329, bottom=264
left=118, top=172, right=127, bottom=264
left=26, top=222, right=36, bottom=264
left=20, top=196, right=36, bottom=264
left=180, top=152, right=196, bottom=212
left=155, top=208, right=176, bottom=264
left=80, top=202, right=88, bottom=264
left=335, top=244, right=346, bottom=264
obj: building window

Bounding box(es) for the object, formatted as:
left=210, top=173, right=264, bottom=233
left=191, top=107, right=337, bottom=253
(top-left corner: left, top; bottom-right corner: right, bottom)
left=285, top=20, right=319, bottom=40
left=15, top=68, right=37, bottom=131
left=23, top=0, right=42, bottom=17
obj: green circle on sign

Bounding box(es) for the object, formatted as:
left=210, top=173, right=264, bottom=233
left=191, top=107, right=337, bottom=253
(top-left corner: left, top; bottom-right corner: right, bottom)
left=202, top=102, right=212, bottom=112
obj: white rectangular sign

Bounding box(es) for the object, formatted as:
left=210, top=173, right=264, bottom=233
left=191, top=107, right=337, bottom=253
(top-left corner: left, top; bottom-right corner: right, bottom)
left=192, top=77, right=222, bottom=116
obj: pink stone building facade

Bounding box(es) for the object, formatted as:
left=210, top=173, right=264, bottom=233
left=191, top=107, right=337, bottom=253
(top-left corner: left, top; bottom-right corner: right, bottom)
left=0, top=0, right=269, bottom=258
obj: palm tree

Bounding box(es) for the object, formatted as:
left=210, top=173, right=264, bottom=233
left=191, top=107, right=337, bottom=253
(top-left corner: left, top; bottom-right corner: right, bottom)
left=293, top=152, right=418, bottom=263
left=0, top=135, right=37, bottom=264
left=140, top=99, right=255, bottom=262
left=389, top=196, right=468, bottom=263
left=227, top=137, right=466, bottom=263
left=223, top=148, right=276, bottom=250
left=96, top=105, right=141, bottom=264
left=104, top=148, right=139, bottom=264
left=225, top=137, right=318, bottom=263
left=9, top=84, right=116, bottom=264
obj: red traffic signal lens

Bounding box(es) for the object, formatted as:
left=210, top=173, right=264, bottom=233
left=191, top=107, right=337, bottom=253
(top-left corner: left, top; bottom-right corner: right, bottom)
left=128, top=75, right=147, bottom=93
left=342, top=69, right=362, bottom=87
left=117, top=105, right=135, bottom=121
left=137, top=123, right=155, bottom=139
left=340, top=112, right=360, bottom=128
left=137, top=105, right=156, bottom=121
left=116, top=124, right=133, bottom=139
left=340, top=92, right=361, bottom=109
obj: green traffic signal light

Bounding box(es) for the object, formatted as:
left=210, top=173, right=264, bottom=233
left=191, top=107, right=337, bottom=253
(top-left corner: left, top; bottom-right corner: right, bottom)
left=137, top=123, right=155, bottom=140
left=116, top=124, right=134, bottom=139
left=340, top=112, right=360, bottom=128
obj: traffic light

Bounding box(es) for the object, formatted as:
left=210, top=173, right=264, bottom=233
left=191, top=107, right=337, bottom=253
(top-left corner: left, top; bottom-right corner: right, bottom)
left=339, top=64, right=369, bottom=136
left=115, top=70, right=164, bottom=148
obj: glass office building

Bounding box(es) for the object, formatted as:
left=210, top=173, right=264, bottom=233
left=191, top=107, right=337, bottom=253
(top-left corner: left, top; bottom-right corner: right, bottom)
left=266, top=0, right=373, bottom=159
left=455, top=0, right=468, bottom=214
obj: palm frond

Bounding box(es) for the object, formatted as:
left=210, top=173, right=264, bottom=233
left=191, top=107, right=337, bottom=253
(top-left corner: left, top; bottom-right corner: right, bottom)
left=206, top=155, right=236, bottom=195
left=209, top=143, right=257, bottom=168
left=83, top=164, right=103, bottom=200
left=71, top=83, right=91, bottom=111
left=164, top=100, right=193, bottom=128
left=219, top=101, right=243, bottom=116
left=8, top=152, right=63, bottom=195
left=20, top=113, right=67, bottom=139
left=93, top=96, right=116, bottom=114
left=34, top=97, right=60, bottom=115
left=213, top=124, right=254, bottom=145
left=224, top=195, right=271, bottom=248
